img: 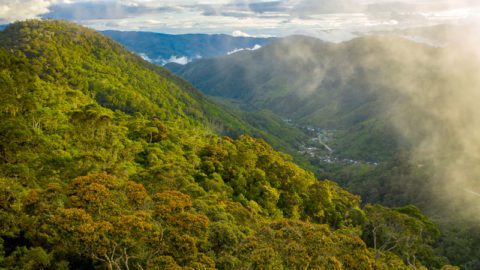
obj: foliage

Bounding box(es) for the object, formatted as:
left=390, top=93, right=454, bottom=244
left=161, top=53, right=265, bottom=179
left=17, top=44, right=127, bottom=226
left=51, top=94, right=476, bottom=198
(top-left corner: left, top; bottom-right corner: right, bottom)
left=0, top=20, right=449, bottom=269
left=363, top=204, right=446, bottom=269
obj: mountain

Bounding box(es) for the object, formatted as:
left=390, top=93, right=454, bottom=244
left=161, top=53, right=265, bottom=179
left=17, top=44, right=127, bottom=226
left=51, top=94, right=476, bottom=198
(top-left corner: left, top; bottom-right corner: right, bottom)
left=102, top=30, right=276, bottom=65
left=169, top=32, right=480, bottom=162
left=170, top=33, right=480, bottom=268
left=169, top=32, right=480, bottom=208
left=169, top=35, right=429, bottom=162
left=0, top=20, right=452, bottom=269
left=98, top=31, right=309, bottom=159
left=170, top=35, right=431, bottom=124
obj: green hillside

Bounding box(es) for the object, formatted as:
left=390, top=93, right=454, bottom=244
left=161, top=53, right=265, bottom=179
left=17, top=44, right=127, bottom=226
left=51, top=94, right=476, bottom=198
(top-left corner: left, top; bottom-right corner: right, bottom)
left=170, top=32, right=480, bottom=269
left=170, top=36, right=426, bottom=162
left=168, top=33, right=474, bottom=201
left=0, top=20, right=454, bottom=269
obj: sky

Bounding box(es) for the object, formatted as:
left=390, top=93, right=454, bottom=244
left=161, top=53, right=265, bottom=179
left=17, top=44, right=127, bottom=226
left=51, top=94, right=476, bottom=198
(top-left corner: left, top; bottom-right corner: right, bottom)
left=0, top=0, right=479, bottom=38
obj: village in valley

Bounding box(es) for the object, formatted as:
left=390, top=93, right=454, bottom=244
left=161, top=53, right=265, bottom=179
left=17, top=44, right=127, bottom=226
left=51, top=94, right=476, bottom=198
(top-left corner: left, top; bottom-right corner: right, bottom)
left=283, top=119, right=379, bottom=167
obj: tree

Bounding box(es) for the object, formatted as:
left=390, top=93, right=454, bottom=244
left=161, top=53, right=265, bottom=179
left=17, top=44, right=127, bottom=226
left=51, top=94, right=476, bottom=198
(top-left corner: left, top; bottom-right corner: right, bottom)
left=363, top=204, right=440, bottom=268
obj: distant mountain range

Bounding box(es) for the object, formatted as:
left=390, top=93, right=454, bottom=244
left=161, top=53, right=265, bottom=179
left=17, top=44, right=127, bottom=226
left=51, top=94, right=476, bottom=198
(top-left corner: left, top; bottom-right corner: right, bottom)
left=103, top=24, right=472, bottom=67
left=102, top=30, right=276, bottom=65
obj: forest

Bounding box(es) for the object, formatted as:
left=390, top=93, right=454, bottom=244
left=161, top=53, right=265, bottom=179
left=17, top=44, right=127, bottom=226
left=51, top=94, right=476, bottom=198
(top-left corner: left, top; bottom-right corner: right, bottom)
left=0, top=20, right=459, bottom=269
left=170, top=31, right=480, bottom=269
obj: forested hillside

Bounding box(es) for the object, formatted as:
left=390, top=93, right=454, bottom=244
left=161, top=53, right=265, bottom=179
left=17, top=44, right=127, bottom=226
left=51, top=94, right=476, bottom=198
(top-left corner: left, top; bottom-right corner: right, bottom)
left=0, top=20, right=455, bottom=269
left=170, top=32, right=480, bottom=269
left=168, top=33, right=480, bottom=209
left=169, top=36, right=420, bottom=162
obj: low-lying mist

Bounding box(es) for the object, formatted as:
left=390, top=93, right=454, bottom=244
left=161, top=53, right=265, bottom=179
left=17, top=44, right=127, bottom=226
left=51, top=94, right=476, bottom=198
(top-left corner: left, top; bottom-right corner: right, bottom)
left=173, top=19, right=480, bottom=221
left=387, top=24, right=480, bottom=221
left=269, top=22, right=480, bottom=221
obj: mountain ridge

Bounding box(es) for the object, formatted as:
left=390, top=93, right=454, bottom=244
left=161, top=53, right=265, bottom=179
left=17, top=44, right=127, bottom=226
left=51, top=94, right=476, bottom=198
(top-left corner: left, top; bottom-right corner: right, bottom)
left=168, top=28, right=480, bottom=268
left=0, top=19, right=453, bottom=270
left=168, top=35, right=433, bottom=162
left=102, top=30, right=276, bottom=65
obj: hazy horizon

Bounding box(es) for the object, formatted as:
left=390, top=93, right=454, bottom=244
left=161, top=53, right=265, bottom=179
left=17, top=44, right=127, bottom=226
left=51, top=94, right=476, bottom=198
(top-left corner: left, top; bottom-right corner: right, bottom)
left=1, top=0, right=479, bottom=40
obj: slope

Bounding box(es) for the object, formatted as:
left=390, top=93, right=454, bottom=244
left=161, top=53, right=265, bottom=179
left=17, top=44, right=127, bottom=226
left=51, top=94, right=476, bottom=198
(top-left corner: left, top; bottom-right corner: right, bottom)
left=170, top=30, right=480, bottom=269
left=170, top=35, right=436, bottom=161
left=170, top=30, right=480, bottom=210
left=102, top=30, right=276, bottom=65
left=0, top=20, right=452, bottom=269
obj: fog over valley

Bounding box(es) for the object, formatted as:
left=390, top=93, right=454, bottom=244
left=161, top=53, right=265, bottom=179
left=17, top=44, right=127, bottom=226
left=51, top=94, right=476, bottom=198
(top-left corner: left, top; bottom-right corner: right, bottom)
left=0, top=1, right=480, bottom=269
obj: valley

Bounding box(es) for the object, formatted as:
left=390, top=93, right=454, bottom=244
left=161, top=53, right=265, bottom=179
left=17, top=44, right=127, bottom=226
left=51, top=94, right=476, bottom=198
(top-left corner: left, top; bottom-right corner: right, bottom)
left=0, top=20, right=448, bottom=270
left=160, top=26, right=480, bottom=269
left=0, top=16, right=479, bottom=269
left=284, top=120, right=379, bottom=167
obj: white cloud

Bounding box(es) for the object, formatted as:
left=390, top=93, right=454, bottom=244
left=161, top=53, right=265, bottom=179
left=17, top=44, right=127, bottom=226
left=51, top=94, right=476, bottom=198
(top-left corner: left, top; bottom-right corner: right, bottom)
left=227, top=44, right=262, bottom=55
left=232, top=30, right=251, bottom=37
left=162, top=55, right=189, bottom=65
left=1, top=0, right=479, bottom=36
left=0, top=0, right=61, bottom=22
left=136, top=52, right=190, bottom=65
left=137, top=52, right=152, bottom=62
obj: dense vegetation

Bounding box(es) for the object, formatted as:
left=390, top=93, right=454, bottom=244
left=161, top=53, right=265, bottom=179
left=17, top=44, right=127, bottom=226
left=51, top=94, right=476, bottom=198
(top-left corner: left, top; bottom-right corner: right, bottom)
left=0, top=20, right=456, bottom=269
left=168, top=31, right=480, bottom=269
left=169, top=36, right=416, bottom=162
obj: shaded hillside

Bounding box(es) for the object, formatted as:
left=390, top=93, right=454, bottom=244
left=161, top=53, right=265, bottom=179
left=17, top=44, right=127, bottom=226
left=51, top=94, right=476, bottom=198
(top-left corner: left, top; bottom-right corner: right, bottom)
left=170, top=29, right=480, bottom=269
left=170, top=30, right=480, bottom=210
left=103, top=30, right=276, bottom=65
left=172, top=35, right=441, bottom=125
left=169, top=36, right=437, bottom=161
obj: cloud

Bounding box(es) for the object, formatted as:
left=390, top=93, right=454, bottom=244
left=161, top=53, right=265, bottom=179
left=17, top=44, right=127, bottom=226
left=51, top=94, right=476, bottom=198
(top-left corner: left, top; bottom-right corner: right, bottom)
left=137, top=52, right=152, bottom=62
left=0, top=0, right=60, bottom=22
left=227, top=44, right=262, bottom=54
left=162, top=55, right=189, bottom=65
left=44, top=2, right=143, bottom=20
left=248, top=1, right=285, bottom=13
left=232, top=30, right=252, bottom=37
left=366, top=2, right=418, bottom=13
left=136, top=51, right=190, bottom=65
left=42, top=1, right=180, bottom=20
left=1, top=0, right=479, bottom=37
left=291, top=0, right=363, bottom=15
